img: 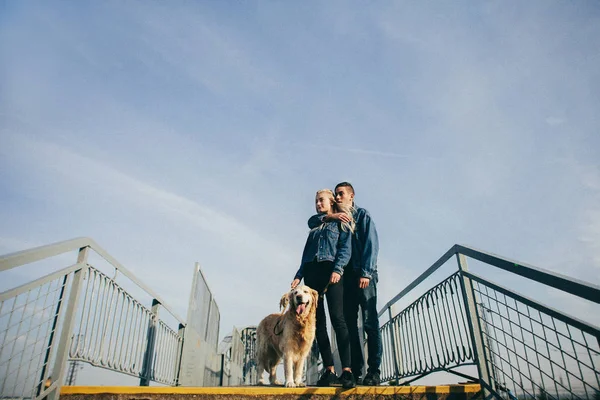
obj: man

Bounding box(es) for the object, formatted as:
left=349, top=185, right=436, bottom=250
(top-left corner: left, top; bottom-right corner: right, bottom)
left=308, top=182, right=382, bottom=385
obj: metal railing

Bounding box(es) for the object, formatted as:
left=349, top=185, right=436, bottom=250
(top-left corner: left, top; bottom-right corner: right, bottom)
left=218, top=327, right=244, bottom=386
left=67, top=267, right=183, bottom=385
left=7, top=238, right=596, bottom=398
left=0, top=237, right=225, bottom=399
left=178, top=263, right=222, bottom=386
left=240, top=326, right=258, bottom=385
left=380, top=272, right=475, bottom=382
left=240, top=325, right=320, bottom=386
left=378, top=245, right=600, bottom=399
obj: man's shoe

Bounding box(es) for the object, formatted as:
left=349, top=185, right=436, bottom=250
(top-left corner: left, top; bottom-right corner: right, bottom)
left=362, top=372, right=380, bottom=386
left=340, top=370, right=356, bottom=389
left=316, top=369, right=338, bottom=387
left=353, top=373, right=363, bottom=385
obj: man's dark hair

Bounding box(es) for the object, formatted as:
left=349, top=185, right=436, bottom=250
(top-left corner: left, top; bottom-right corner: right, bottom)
left=335, top=181, right=355, bottom=194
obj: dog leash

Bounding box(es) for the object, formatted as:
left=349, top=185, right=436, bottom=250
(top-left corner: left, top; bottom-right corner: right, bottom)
left=319, top=282, right=331, bottom=299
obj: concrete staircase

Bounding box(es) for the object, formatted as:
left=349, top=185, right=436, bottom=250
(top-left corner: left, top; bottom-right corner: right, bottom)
left=61, top=384, right=482, bottom=400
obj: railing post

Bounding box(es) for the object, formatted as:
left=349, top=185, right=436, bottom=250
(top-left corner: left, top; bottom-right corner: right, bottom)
left=387, top=307, right=401, bottom=381
left=140, top=299, right=160, bottom=386
left=219, top=353, right=226, bottom=386
left=45, top=246, right=89, bottom=400
left=175, top=323, right=185, bottom=386
left=456, top=253, right=497, bottom=399
left=36, top=276, right=68, bottom=398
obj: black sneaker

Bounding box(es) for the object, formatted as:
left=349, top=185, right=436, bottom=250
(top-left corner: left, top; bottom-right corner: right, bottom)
left=339, top=370, right=356, bottom=389
left=353, top=373, right=363, bottom=385
left=362, top=372, right=380, bottom=386
left=316, top=369, right=338, bottom=387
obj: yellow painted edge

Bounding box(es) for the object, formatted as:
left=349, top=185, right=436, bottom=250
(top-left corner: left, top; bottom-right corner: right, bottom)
left=62, top=384, right=481, bottom=395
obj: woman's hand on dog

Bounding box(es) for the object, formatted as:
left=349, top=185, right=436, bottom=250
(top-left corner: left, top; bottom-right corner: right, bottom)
left=291, top=278, right=300, bottom=289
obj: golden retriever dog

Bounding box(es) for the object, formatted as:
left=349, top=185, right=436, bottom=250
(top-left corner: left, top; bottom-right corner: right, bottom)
left=255, top=285, right=318, bottom=387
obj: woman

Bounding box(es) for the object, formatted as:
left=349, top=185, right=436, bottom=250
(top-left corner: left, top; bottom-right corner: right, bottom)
left=291, top=189, right=356, bottom=388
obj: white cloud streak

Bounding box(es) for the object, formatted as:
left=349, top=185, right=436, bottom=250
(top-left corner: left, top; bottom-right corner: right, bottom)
left=292, top=143, right=443, bottom=160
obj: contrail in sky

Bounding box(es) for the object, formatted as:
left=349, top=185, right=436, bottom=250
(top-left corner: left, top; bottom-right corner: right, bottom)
left=291, top=143, right=442, bottom=160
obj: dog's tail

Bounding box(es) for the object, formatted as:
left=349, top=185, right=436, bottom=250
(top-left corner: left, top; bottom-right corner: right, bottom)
left=279, top=293, right=289, bottom=313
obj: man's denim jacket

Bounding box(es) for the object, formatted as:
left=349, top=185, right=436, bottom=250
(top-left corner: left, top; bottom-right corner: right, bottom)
left=294, top=219, right=352, bottom=281
left=307, top=206, right=379, bottom=280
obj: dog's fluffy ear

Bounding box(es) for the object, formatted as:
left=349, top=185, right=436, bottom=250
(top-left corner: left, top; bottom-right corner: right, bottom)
left=310, top=288, right=319, bottom=309
left=279, top=292, right=290, bottom=312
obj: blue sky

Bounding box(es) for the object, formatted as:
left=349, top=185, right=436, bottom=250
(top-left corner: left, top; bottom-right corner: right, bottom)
left=1, top=1, right=599, bottom=386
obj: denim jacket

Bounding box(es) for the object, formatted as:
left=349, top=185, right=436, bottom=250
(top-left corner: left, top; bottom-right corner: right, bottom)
left=308, top=205, right=379, bottom=279
left=294, top=218, right=352, bottom=280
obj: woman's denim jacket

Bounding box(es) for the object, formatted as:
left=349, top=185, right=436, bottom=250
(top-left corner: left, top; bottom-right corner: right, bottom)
left=294, top=218, right=352, bottom=280
left=307, top=205, right=379, bottom=280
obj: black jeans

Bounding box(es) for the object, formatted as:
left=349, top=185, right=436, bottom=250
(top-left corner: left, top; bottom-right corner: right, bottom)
left=303, top=260, right=352, bottom=369
left=343, top=267, right=382, bottom=376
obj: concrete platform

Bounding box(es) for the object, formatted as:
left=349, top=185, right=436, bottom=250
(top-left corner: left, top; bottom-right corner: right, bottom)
left=61, top=384, right=482, bottom=400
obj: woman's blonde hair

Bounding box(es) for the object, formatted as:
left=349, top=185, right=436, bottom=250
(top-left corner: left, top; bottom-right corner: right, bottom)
left=335, top=202, right=355, bottom=233
left=315, top=189, right=355, bottom=233
left=316, top=189, right=335, bottom=205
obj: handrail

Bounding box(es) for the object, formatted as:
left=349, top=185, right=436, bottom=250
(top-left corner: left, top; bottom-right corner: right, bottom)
left=378, top=245, right=458, bottom=317
left=455, top=244, right=600, bottom=303
left=464, top=270, right=600, bottom=337
left=0, top=237, right=231, bottom=396
left=0, top=263, right=84, bottom=302
left=0, top=237, right=91, bottom=272
left=380, top=244, right=600, bottom=318
left=0, top=237, right=186, bottom=324
left=376, top=243, right=600, bottom=399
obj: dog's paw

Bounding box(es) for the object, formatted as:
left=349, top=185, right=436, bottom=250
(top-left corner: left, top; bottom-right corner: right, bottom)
left=285, top=381, right=297, bottom=388
left=295, top=381, right=306, bottom=387
left=273, top=379, right=283, bottom=386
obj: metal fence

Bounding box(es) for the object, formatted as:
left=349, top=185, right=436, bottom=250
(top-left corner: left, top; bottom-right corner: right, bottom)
left=240, top=326, right=258, bottom=385
left=0, top=237, right=233, bottom=399
left=5, top=238, right=597, bottom=398
left=240, top=324, right=320, bottom=386
left=380, top=272, right=475, bottom=383
left=177, top=262, right=223, bottom=386
left=67, top=267, right=183, bottom=385
left=378, top=245, right=600, bottom=399
left=470, top=273, right=599, bottom=399
left=219, top=327, right=244, bottom=386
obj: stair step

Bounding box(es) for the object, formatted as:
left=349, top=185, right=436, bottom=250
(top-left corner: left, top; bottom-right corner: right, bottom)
left=62, top=384, right=481, bottom=399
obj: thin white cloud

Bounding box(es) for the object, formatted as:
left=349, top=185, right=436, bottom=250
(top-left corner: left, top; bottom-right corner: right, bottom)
left=122, top=2, right=280, bottom=96
left=579, top=209, right=600, bottom=269
left=0, top=236, right=42, bottom=254
left=564, top=160, right=600, bottom=274
left=545, top=117, right=566, bottom=126
left=3, top=133, right=294, bottom=266
left=291, top=143, right=441, bottom=160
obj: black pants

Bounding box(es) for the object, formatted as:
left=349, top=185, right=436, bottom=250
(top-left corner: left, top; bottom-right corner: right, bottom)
left=343, top=267, right=382, bottom=376
left=303, top=260, right=352, bottom=369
